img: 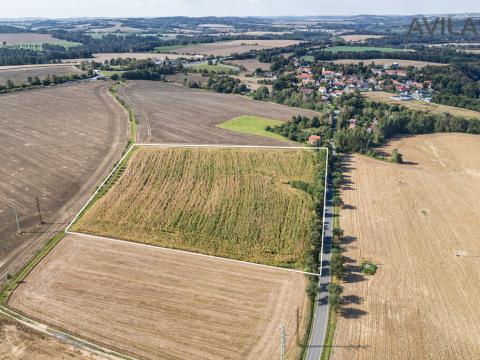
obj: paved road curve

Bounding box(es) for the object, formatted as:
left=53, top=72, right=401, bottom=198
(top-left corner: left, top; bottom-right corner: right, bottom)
left=305, top=156, right=334, bottom=360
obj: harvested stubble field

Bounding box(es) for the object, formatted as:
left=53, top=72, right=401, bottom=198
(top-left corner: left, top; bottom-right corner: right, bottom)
left=227, top=58, right=271, bottom=73
left=0, top=82, right=129, bottom=281
left=364, top=91, right=480, bottom=120
left=0, top=64, right=83, bottom=85
left=333, top=133, right=480, bottom=359
left=118, top=81, right=320, bottom=144
left=0, top=33, right=81, bottom=49
left=74, top=147, right=325, bottom=269
left=339, top=35, right=385, bottom=42
left=333, top=58, right=446, bottom=68
left=0, top=314, right=98, bottom=359
left=10, top=233, right=310, bottom=360
left=171, top=40, right=301, bottom=56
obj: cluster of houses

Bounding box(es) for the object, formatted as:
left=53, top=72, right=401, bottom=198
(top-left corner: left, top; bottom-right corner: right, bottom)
left=294, top=63, right=434, bottom=102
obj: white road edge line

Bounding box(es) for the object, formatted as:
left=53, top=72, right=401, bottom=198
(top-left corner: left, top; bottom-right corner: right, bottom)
left=320, top=146, right=329, bottom=277
left=66, top=231, right=322, bottom=277
left=65, top=143, right=329, bottom=278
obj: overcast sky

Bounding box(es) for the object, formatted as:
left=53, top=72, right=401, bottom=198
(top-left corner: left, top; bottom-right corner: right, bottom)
left=2, top=0, right=478, bottom=19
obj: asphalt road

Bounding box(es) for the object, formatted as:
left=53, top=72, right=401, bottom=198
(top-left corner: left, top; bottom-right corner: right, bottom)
left=305, top=156, right=334, bottom=360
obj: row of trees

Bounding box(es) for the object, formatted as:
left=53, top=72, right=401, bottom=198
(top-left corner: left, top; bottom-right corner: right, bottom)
left=267, top=114, right=333, bottom=143
left=333, top=92, right=480, bottom=153
left=120, top=64, right=175, bottom=80
left=0, top=71, right=94, bottom=93
left=311, top=46, right=480, bottom=64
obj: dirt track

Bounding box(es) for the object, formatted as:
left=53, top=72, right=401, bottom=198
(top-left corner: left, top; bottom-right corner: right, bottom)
left=118, top=80, right=320, bottom=144
left=10, top=233, right=310, bottom=360
left=332, top=133, right=480, bottom=359
left=0, top=82, right=129, bottom=281
left=0, top=314, right=98, bottom=360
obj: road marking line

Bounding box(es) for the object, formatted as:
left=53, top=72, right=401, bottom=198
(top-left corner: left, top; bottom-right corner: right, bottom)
left=66, top=231, right=322, bottom=277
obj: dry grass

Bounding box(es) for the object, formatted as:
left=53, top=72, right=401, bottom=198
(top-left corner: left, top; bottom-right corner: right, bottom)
left=0, top=314, right=98, bottom=359
left=333, top=58, right=446, bottom=68
left=364, top=91, right=480, bottom=119
left=74, top=147, right=324, bottom=269
left=10, top=233, right=310, bottom=360
left=332, top=133, right=480, bottom=359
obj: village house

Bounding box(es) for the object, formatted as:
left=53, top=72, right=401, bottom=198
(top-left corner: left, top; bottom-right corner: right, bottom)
left=308, top=134, right=322, bottom=145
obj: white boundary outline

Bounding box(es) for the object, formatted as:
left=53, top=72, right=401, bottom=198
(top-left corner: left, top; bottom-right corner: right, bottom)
left=65, top=143, right=329, bottom=277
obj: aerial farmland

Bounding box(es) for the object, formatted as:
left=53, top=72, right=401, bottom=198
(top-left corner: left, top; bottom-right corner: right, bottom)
left=0, top=9, right=479, bottom=360
left=0, top=82, right=129, bottom=282
left=332, top=134, right=480, bottom=359
left=117, top=81, right=320, bottom=144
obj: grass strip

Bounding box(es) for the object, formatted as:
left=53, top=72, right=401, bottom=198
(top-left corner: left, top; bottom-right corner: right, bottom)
left=108, top=81, right=137, bottom=146
left=320, top=304, right=338, bottom=360
left=0, top=231, right=65, bottom=305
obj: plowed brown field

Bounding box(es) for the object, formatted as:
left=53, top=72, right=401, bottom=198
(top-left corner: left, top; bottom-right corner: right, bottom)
left=332, top=133, right=480, bottom=360
left=0, top=82, right=129, bottom=281
left=118, top=81, right=320, bottom=144
left=0, top=64, right=83, bottom=85
left=10, top=233, right=310, bottom=360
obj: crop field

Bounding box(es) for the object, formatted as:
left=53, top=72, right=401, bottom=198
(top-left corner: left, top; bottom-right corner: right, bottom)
left=73, top=146, right=324, bottom=269
left=325, top=46, right=412, bottom=53
left=364, top=91, right=480, bottom=119
left=188, top=63, right=238, bottom=73
left=227, top=59, right=271, bottom=73
left=0, top=314, right=98, bottom=359
left=117, top=81, right=320, bottom=144
left=170, top=40, right=301, bottom=56
left=10, top=233, right=310, bottom=360
left=339, top=35, right=385, bottom=42
left=332, top=133, right=480, bottom=359
left=0, top=33, right=81, bottom=48
left=0, top=64, right=83, bottom=85
left=0, top=82, right=129, bottom=281
left=333, top=58, right=446, bottom=68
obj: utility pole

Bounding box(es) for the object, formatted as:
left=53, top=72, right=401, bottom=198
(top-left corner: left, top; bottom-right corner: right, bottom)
left=36, top=197, right=44, bottom=224
left=14, top=208, right=21, bottom=234
left=280, top=323, right=286, bottom=360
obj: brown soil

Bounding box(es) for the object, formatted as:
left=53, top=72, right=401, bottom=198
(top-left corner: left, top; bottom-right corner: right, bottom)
left=10, top=233, right=310, bottom=360
left=0, top=314, right=99, bottom=359
left=118, top=80, right=320, bottom=144
left=332, top=133, right=480, bottom=360
left=0, top=65, right=83, bottom=85
left=0, top=82, right=129, bottom=281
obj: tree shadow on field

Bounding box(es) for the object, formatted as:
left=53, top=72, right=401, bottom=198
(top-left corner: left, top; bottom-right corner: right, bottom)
left=342, top=236, right=357, bottom=245
left=340, top=307, right=368, bottom=319
left=342, top=294, right=363, bottom=305
left=343, top=259, right=366, bottom=284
